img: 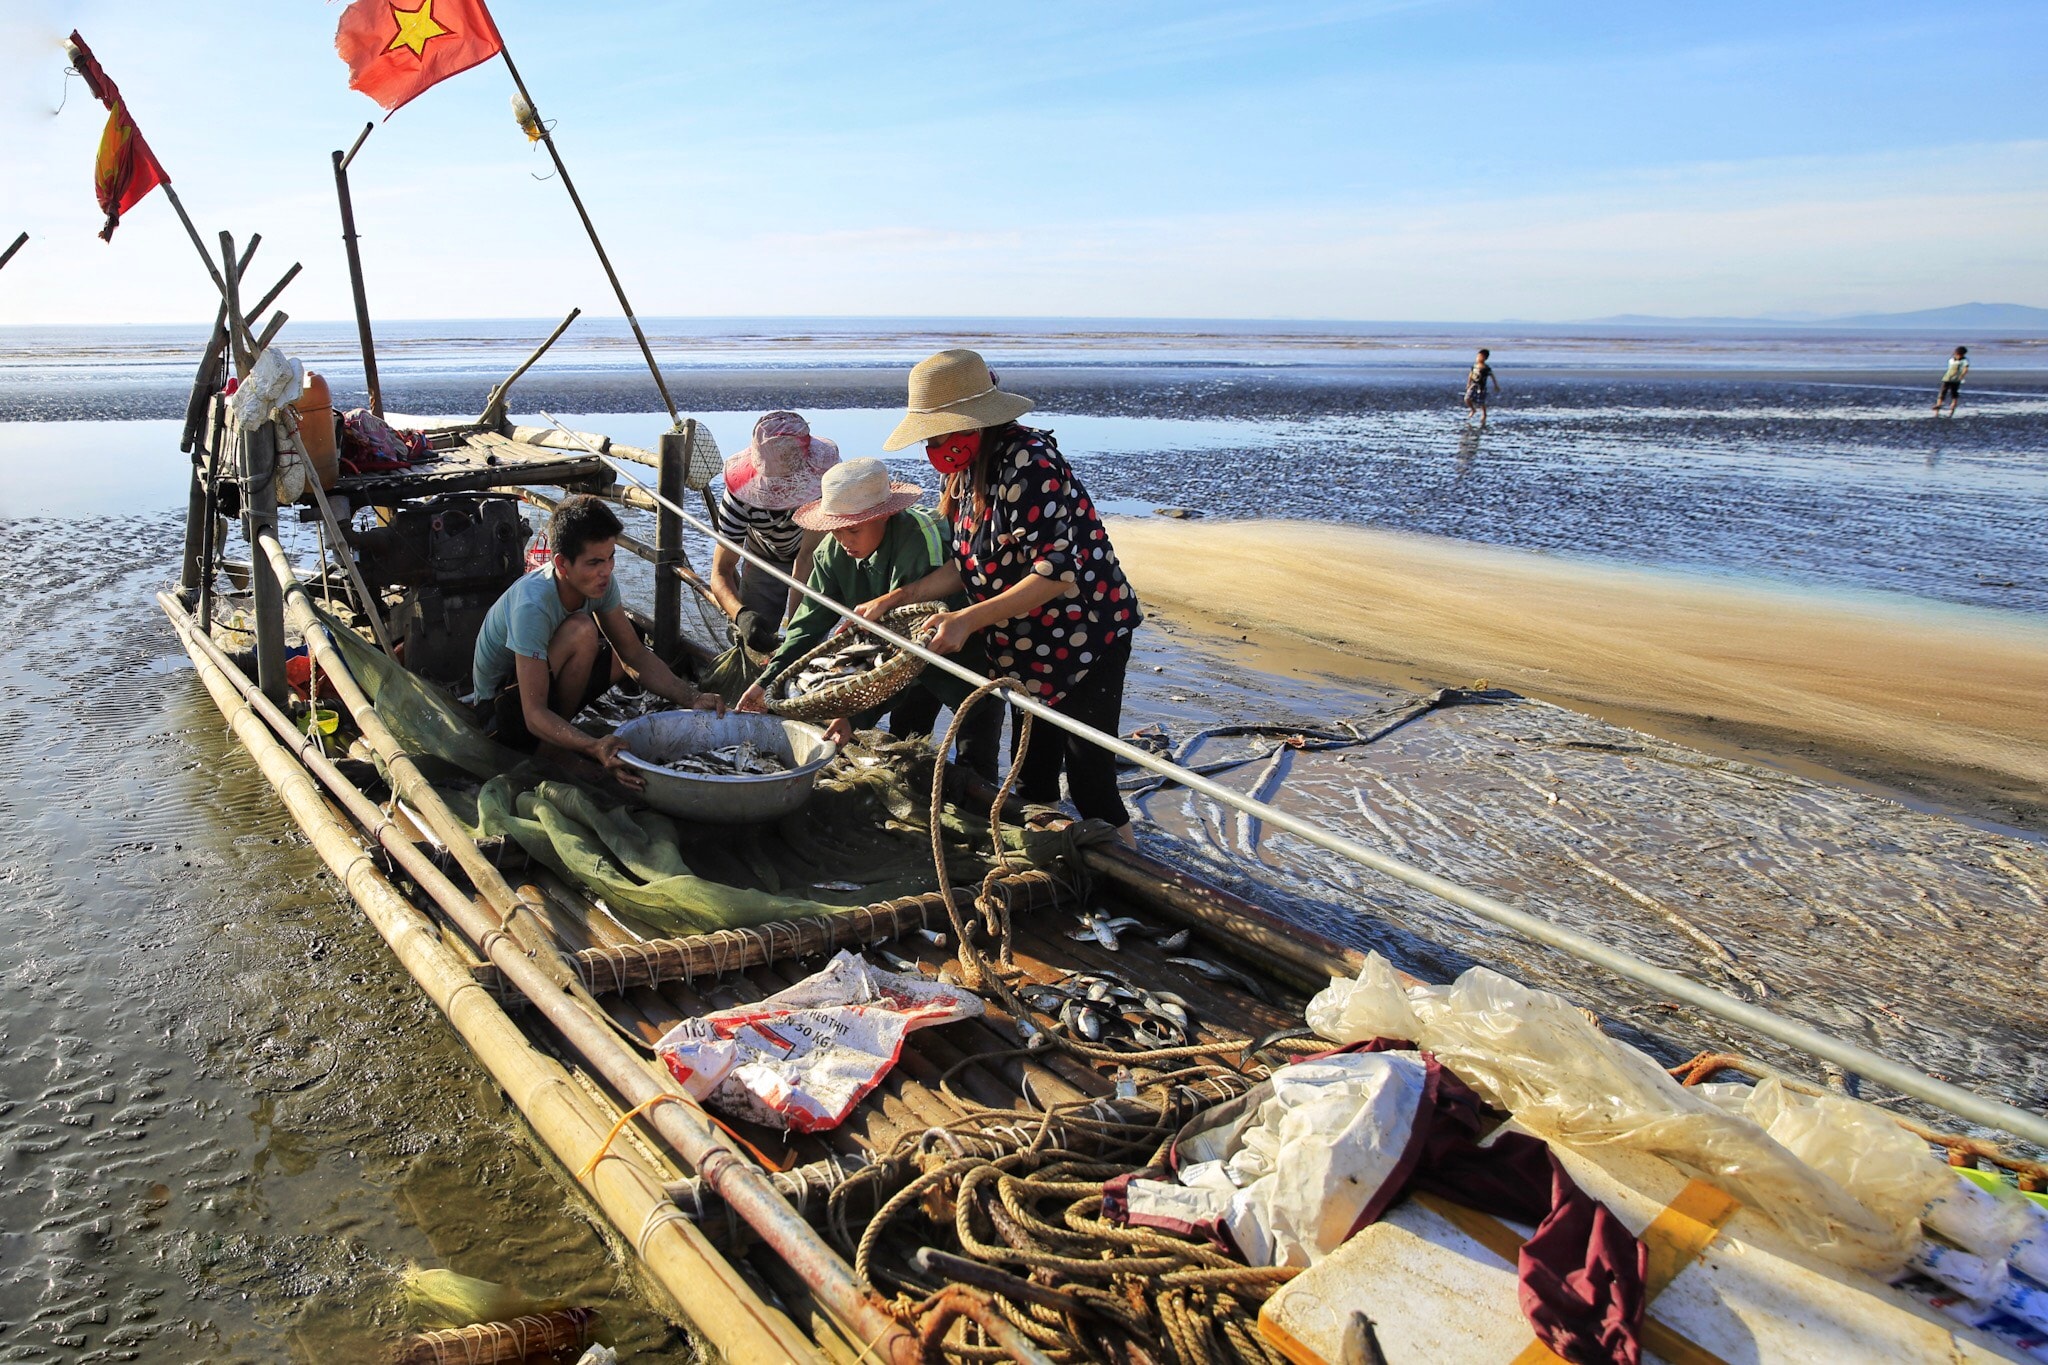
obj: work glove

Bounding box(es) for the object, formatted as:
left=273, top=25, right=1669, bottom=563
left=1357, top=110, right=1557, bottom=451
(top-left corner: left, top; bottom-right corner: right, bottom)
left=734, top=608, right=780, bottom=655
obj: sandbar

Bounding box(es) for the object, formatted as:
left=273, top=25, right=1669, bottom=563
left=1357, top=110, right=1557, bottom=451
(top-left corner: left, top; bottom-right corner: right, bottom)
left=1109, top=517, right=2048, bottom=830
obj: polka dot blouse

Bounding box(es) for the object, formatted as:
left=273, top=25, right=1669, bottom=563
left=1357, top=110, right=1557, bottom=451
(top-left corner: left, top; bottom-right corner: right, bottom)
left=950, top=425, right=1142, bottom=705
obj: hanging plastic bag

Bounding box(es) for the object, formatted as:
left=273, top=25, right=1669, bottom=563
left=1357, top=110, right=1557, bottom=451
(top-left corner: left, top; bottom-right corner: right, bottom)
left=1308, top=953, right=1918, bottom=1272
left=229, top=347, right=302, bottom=431
left=656, top=950, right=981, bottom=1132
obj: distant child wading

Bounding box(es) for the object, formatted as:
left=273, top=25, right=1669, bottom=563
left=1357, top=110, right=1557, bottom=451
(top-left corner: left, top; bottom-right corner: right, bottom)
left=1465, top=348, right=1500, bottom=422
left=1933, top=346, right=1968, bottom=416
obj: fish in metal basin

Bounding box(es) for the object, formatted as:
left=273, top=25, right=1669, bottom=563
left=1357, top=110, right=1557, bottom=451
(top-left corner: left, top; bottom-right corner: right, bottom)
left=656, top=741, right=789, bottom=777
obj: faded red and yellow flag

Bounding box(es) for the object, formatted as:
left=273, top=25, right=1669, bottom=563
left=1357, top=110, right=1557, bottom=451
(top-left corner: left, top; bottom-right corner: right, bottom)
left=66, top=33, right=169, bottom=241
left=337, top=0, right=505, bottom=114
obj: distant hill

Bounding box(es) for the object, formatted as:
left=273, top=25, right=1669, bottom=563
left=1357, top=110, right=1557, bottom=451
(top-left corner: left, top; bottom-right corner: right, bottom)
left=1579, top=302, right=2048, bottom=331
left=1826, top=302, right=2048, bottom=329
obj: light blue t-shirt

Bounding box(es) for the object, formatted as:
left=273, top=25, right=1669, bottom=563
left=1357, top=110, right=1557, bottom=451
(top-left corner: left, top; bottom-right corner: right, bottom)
left=471, top=564, right=622, bottom=700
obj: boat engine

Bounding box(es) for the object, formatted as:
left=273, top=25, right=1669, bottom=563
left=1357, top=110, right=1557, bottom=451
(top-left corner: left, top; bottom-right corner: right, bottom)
left=350, top=493, right=530, bottom=686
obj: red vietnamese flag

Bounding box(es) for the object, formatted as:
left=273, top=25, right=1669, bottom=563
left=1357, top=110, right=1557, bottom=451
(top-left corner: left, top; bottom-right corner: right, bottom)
left=66, top=33, right=170, bottom=241
left=336, top=0, right=504, bottom=115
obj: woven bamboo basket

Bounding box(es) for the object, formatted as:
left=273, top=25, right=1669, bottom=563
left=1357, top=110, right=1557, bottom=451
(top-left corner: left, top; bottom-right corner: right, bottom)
left=766, top=603, right=944, bottom=724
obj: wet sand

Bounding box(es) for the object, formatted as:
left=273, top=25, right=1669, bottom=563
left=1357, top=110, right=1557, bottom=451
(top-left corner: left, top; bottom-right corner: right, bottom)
left=1110, top=518, right=2048, bottom=831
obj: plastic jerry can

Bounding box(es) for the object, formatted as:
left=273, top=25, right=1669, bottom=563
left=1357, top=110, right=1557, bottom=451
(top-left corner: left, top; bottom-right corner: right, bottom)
left=292, top=372, right=339, bottom=490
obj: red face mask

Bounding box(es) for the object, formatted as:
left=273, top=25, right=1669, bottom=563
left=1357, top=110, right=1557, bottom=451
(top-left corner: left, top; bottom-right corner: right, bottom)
left=925, top=428, right=982, bottom=475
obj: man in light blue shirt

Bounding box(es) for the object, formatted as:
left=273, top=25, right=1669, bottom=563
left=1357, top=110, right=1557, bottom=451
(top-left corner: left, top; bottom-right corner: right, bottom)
left=474, top=495, right=719, bottom=786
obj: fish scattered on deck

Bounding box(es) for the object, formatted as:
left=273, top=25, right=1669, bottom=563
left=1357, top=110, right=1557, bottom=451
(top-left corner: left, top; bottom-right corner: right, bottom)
left=1065, top=912, right=1144, bottom=950
left=1166, top=954, right=1273, bottom=1002
left=1015, top=969, right=1197, bottom=1048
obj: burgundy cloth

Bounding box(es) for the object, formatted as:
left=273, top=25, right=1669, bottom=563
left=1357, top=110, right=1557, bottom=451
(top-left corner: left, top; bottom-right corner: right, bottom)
left=1353, top=1038, right=1647, bottom=1365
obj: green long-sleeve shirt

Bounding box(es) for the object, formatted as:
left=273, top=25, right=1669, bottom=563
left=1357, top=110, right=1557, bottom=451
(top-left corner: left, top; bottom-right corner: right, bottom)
left=762, top=509, right=984, bottom=705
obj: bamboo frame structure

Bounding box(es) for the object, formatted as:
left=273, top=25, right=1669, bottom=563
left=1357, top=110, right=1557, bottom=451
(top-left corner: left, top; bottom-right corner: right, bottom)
left=160, top=592, right=827, bottom=1364
left=241, top=537, right=934, bottom=1364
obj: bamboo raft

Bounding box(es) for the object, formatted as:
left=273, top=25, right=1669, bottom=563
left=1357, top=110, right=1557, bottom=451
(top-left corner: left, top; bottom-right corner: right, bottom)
left=156, top=249, right=2048, bottom=1365
left=157, top=598, right=1357, bottom=1363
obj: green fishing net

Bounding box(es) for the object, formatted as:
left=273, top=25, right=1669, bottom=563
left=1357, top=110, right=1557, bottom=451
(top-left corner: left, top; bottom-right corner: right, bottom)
left=322, top=614, right=1060, bottom=938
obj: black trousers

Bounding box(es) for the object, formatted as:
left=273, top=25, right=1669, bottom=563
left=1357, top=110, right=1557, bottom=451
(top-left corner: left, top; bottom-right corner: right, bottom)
left=1010, top=632, right=1133, bottom=828
left=881, top=681, right=1003, bottom=783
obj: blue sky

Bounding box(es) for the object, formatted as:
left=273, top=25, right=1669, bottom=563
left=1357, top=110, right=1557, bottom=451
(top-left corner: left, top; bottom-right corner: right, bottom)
left=2, top=1, right=2042, bottom=324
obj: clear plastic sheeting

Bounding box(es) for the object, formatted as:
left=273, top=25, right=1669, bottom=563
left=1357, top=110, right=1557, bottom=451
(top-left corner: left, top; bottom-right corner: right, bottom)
left=1310, top=954, right=1924, bottom=1273
left=1740, top=1078, right=1956, bottom=1236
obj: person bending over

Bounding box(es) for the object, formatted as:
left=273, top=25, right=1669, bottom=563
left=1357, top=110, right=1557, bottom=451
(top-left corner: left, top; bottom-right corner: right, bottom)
left=736, top=459, right=1001, bottom=780
left=707, top=411, right=836, bottom=654
left=870, top=350, right=1143, bottom=846
left=473, top=494, right=721, bottom=786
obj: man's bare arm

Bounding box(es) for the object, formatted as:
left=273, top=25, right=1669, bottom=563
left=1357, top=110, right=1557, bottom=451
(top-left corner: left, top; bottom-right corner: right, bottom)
left=599, top=606, right=719, bottom=711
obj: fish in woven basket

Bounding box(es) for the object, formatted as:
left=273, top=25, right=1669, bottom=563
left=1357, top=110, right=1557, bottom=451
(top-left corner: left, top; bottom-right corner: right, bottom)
left=788, top=639, right=894, bottom=696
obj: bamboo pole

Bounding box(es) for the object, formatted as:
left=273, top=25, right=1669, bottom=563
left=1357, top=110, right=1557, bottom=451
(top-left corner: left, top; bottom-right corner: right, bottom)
left=652, top=423, right=689, bottom=658
left=472, top=875, right=1066, bottom=999
left=253, top=528, right=578, bottom=991
left=161, top=597, right=824, bottom=1364
left=497, top=50, right=679, bottom=426
left=198, top=394, right=227, bottom=631
left=392, top=1310, right=598, bottom=1365
left=333, top=122, right=383, bottom=416
left=481, top=307, right=581, bottom=430
left=164, top=588, right=918, bottom=1363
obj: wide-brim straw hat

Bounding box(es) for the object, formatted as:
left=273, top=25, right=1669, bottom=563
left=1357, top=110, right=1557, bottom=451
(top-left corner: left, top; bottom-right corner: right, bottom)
left=792, top=457, right=924, bottom=532
left=722, top=411, right=841, bottom=511
left=881, top=349, right=1034, bottom=451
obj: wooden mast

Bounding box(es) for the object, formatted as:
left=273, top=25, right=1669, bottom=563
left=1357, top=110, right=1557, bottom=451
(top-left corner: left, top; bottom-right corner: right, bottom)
left=331, top=122, right=384, bottom=417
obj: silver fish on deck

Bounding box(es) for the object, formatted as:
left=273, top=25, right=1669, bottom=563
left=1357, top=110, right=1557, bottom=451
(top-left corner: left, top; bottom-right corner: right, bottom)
left=1166, top=955, right=1272, bottom=1002
left=1065, top=912, right=1143, bottom=951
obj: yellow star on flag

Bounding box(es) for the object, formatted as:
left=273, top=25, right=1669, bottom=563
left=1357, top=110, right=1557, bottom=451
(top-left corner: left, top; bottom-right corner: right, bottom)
left=385, top=0, right=451, bottom=58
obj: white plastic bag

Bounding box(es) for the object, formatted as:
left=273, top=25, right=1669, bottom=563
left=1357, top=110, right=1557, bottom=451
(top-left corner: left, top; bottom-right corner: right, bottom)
left=656, top=950, right=981, bottom=1132
left=229, top=346, right=302, bottom=431
left=1308, top=953, right=1919, bottom=1272
left=1129, top=1050, right=1430, bottom=1268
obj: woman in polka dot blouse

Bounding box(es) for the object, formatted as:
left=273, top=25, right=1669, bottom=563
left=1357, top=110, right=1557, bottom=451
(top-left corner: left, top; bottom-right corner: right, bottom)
left=867, top=350, right=1143, bottom=842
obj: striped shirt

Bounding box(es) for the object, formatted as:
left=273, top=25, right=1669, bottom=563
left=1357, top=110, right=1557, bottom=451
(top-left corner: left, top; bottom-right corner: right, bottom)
left=711, top=489, right=805, bottom=564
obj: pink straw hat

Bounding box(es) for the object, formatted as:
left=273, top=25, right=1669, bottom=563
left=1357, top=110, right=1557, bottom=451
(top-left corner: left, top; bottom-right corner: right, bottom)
left=721, top=411, right=840, bottom=511
left=792, top=458, right=923, bottom=532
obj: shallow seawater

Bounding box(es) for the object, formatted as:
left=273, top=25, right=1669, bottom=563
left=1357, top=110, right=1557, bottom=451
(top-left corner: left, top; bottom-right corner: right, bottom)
left=0, top=511, right=691, bottom=1360
left=2, top=344, right=2046, bottom=1353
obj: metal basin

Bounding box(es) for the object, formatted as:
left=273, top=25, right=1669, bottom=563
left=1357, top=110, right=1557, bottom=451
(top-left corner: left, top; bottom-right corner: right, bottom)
left=611, top=711, right=839, bottom=824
